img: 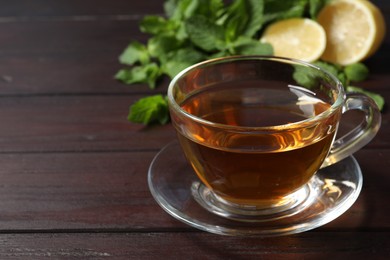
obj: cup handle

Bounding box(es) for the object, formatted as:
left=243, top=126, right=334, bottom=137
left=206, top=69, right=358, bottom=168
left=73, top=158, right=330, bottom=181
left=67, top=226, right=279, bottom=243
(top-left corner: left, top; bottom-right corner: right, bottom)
left=321, top=92, right=382, bottom=168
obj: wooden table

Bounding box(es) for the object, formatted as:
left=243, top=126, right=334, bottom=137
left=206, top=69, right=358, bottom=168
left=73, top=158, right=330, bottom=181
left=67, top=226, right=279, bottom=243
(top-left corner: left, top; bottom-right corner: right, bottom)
left=0, top=0, right=388, bottom=258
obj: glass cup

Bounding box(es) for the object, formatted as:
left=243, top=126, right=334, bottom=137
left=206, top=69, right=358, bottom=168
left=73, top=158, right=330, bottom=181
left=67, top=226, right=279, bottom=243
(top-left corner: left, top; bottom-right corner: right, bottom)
left=167, top=56, right=381, bottom=221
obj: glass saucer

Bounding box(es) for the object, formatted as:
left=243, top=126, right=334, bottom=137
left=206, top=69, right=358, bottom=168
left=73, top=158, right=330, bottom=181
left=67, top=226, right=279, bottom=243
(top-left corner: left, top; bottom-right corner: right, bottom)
left=148, top=141, right=363, bottom=236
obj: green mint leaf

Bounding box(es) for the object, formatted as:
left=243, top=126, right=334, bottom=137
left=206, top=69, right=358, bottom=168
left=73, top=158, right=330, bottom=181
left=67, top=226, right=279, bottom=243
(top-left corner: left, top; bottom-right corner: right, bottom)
left=165, top=0, right=223, bottom=25
left=234, top=38, right=273, bottom=55
left=344, top=63, right=369, bottom=82
left=207, top=0, right=225, bottom=18
left=292, top=61, right=337, bottom=89
left=115, top=63, right=161, bottom=89
left=161, top=47, right=206, bottom=78
left=182, top=0, right=200, bottom=19
left=221, top=0, right=264, bottom=41
left=347, top=86, right=385, bottom=111
left=175, top=22, right=188, bottom=40
left=185, top=15, right=226, bottom=51
left=128, top=95, right=170, bottom=125
left=119, top=42, right=150, bottom=65
left=263, top=0, right=308, bottom=24
left=168, top=0, right=199, bottom=20
left=293, top=60, right=343, bottom=89
left=293, top=65, right=318, bottom=88
left=140, top=15, right=177, bottom=35
left=147, top=35, right=184, bottom=59
left=243, top=0, right=265, bottom=37
left=313, top=61, right=342, bottom=79
left=337, top=72, right=348, bottom=88
left=208, top=50, right=230, bottom=59
left=182, top=0, right=224, bottom=20
left=223, top=0, right=250, bottom=41
left=224, top=17, right=243, bottom=43
left=309, top=61, right=349, bottom=87
left=164, top=0, right=179, bottom=18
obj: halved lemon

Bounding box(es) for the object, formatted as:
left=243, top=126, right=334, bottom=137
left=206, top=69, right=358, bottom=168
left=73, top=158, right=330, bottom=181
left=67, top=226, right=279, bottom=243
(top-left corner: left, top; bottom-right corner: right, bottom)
left=260, top=18, right=326, bottom=62
left=317, top=0, right=386, bottom=65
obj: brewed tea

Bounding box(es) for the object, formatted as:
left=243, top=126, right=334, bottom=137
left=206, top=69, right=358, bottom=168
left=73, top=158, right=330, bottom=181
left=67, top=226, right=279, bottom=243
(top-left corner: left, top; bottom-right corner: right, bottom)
left=177, top=83, right=339, bottom=206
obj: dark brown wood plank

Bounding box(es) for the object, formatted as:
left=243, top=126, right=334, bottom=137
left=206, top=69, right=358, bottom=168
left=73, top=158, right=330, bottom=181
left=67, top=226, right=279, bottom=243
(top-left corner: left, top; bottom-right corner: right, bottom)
left=0, top=18, right=170, bottom=95
left=0, top=0, right=164, bottom=17
left=0, top=96, right=176, bottom=153
left=0, top=19, right=144, bottom=54
left=0, top=52, right=170, bottom=95
left=0, top=149, right=387, bottom=231
left=0, top=232, right=388, bottom=258
left=0, top=151, right=182, bottom=230
left=0, top=1, right=165, bottom=56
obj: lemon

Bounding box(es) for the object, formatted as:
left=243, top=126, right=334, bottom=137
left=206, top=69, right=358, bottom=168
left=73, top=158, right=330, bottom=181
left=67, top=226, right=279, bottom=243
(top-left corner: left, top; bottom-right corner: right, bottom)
left=317, top=0, right=386, bottom=65
left=260, top=18, right=326, bottom=62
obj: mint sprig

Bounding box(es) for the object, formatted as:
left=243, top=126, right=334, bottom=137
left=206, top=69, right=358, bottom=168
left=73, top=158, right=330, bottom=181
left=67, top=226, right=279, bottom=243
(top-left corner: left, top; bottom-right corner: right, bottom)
left=117, top=0, right=384, bottom=125
left=128, top=95, right=169, bottom=125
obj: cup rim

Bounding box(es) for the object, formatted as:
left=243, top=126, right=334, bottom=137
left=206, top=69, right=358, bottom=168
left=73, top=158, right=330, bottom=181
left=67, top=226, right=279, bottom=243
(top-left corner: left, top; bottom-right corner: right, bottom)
left=167, top=55, right=345, bottom=131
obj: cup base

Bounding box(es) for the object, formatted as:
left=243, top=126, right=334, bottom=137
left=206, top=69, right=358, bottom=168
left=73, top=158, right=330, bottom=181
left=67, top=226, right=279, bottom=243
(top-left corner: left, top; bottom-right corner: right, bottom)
left=191, top=181, right=317, bottom=222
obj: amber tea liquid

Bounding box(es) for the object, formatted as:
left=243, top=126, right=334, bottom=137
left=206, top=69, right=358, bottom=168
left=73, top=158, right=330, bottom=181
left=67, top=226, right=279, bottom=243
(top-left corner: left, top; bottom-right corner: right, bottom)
left=175, top=82, right=340, bottom=206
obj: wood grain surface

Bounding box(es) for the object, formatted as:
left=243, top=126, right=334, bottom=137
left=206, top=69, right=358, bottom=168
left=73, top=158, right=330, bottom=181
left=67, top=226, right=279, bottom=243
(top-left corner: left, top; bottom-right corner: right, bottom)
left=0, top=0, right=388, bottom=258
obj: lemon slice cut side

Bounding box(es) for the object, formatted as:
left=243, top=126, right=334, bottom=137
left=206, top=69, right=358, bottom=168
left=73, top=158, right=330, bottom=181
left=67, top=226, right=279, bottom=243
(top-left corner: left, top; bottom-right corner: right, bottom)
left=317, top=0, right=386, bottom=65
left=260, top=18, right=327, bottom=62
